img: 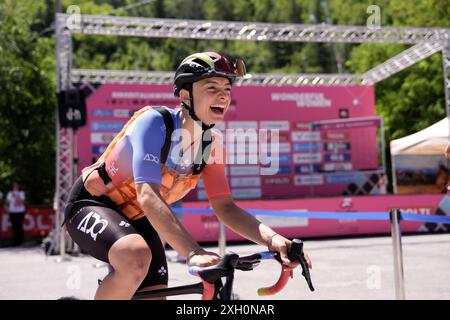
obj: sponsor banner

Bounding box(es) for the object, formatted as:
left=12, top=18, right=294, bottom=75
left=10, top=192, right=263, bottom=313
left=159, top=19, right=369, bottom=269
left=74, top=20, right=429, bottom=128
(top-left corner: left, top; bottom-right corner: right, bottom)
left=260, top=166, right=288, bottom=176
left=182, top=194, right=444, bottom=242
left=227, top=121, right=258, bottom=130
left=113, top=109, right=133, bottom=118
left=324, top=153, right=352, bottom=162
left=230, top=166, right=260, bottom=176
left=92, top=145, right=108, bottom=154
left=323, top=163, right=353, bottom=171
left=271, top=92, right=332, bottom=108
left=91, top=121, right=125, bottom=132
left=90, top=132, right=117, bottom=144
left=278, top=132, right=290, bottom=142
left=322, top=132, right=349, bottom=140
left=293, top=122, right=310, bottom=130
left=0, top=207, right=54, bottom=239
left=315, top=117, right=381, bottom=130
left=260, top=142, right=291, bottom=153
left=231, top=188, right=262, bottom=199
left=291, top=131, right=321, bottom=142
left=226, top=143, right=258, bottom=154
left=277, top=166, right=292, bottom=174
left=293, top=153, right=322, bottom=164
left=111, top=91, right=171, bottom=99
left=294, top=164, right=322, bottom=174
left=263, top=176, right=292, bottom=185
left=260, top=121, right=290, bottom=131
left=92, top=109, right=113, bottom=117
left=261, top=154, right=291, bottom=165
left=79, top=83, right=377, bottom=199
left=231, top=177, right=261, bottom=187
left=326, top=174, right=355, bottom=184
left=324, top=142, right=351, bottom=152
left=255, top=214, right=309, bottom=228
left=293, top=143, right=321, bottom=152
left=294, top=175, right=324, bottom=186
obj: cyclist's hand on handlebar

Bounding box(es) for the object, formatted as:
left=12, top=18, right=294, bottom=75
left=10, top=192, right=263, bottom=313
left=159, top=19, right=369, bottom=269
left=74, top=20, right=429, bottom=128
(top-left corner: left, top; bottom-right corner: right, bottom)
left=187, top=249, right=221, bottom=267
left=269, top=235, right=312, bottom=269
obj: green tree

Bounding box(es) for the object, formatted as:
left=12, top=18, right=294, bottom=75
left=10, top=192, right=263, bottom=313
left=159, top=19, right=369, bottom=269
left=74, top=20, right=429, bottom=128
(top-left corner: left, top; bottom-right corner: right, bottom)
left=0, top=0, right=56, bottom=204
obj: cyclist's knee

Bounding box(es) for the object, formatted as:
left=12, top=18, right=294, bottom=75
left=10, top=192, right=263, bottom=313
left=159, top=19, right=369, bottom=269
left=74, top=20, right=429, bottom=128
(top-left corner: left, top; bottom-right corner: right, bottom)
left=108, top=234, right=152, bottom=284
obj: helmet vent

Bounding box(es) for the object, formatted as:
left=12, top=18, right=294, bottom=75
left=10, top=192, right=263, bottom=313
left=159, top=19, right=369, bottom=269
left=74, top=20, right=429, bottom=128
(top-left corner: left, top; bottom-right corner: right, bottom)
left=192, top=58, right=211, bottom=69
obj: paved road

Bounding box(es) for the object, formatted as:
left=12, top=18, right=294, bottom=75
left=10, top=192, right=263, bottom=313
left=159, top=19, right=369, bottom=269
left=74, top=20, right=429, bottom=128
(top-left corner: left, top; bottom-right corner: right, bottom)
left=0, top=233, right=449, bottom=300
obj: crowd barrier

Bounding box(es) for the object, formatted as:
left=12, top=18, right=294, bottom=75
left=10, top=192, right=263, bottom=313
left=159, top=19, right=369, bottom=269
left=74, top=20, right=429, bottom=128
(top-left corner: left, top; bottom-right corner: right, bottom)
left=172, top=207, right=450, bottom=300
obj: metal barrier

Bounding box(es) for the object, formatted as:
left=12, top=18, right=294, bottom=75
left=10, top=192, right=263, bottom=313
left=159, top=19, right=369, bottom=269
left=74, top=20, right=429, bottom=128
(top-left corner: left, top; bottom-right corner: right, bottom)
left=173, top=207, right=450, bottom=300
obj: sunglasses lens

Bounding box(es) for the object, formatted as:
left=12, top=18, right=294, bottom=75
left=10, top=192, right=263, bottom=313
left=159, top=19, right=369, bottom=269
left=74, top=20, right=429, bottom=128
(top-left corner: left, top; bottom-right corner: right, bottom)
left=214, top=57, right=234, bottom=73
left=213, top=56, right=246, bottom=77
left=235, top=58, right=246, bottom=76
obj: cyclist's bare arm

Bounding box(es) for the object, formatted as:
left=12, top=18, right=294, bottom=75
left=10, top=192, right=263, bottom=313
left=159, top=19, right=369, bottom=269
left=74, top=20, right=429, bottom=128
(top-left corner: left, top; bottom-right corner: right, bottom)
left=445, top=143, right=450, bottom=158
left=136, top=183, right=219, bottom=266
left=210, top=196, right=311, bottom=268
left=210, top=196, right=276, bottom=246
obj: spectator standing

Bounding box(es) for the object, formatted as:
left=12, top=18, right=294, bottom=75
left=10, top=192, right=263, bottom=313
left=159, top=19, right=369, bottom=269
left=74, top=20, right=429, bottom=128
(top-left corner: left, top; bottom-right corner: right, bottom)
left=6, top=182, right=26, bottom=246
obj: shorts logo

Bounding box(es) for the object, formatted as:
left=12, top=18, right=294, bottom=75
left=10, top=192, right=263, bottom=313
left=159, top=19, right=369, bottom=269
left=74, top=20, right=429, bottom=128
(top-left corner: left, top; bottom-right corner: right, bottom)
left=76, top=211, right=108, bottom=241
left=158, top=266, right=167, bottom=276
left=119, top=221, right=130, bottom=227
left=143, top=153, right=159, bottom=164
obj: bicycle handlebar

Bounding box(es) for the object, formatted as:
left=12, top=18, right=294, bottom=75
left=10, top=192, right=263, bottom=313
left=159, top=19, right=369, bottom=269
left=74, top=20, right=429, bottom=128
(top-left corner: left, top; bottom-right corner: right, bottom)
left=188, top=238, right=314, bottom=299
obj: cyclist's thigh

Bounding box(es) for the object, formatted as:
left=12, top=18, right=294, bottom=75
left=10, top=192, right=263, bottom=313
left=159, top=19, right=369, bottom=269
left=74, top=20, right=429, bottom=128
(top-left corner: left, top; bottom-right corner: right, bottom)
left=65, top=200, right=140, bottom=263
left=131, top=217, right=168, bottom=289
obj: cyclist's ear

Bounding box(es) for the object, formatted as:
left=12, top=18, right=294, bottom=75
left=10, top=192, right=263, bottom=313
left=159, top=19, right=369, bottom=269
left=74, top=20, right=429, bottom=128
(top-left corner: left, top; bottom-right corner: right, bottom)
left=179, top=89, right=190, bottom=100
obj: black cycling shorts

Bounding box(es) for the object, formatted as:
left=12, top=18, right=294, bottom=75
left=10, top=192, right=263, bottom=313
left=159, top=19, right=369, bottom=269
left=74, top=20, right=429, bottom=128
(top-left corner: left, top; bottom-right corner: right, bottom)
left=64, top=176, right=168, bottom=289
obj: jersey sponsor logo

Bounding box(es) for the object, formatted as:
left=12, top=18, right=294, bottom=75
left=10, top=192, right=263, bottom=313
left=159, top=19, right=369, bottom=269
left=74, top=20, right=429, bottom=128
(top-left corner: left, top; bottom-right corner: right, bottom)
left=119, top=221, right=130, bottom=227
left=76, top=211, right=108, bottom=241
left=143, top=153, right=159, bottom=164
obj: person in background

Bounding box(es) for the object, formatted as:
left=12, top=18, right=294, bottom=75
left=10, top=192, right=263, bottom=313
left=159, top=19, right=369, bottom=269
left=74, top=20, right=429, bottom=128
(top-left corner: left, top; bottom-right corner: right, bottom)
left=6, top=182, right=26, bottom=246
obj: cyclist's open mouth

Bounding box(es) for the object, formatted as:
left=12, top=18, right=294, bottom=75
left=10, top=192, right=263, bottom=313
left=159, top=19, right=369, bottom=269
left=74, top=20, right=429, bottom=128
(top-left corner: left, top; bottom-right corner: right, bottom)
left=210, top=105, right=225, bottom=115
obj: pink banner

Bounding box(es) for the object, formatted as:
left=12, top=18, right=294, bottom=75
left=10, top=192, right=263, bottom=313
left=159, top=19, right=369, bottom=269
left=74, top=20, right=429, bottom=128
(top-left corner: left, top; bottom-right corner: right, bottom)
left=0, top=207, right=54, bottom=240
left=180, top=194, right=449, bottom=243
left=77, top=83, right=379, bottom=200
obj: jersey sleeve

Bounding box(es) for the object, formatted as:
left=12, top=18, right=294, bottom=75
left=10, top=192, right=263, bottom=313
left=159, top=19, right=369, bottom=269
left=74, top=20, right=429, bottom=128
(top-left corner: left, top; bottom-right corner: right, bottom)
left=128, top=109, right=166, bottom=185
left=201, top=132, right=232, bottom=200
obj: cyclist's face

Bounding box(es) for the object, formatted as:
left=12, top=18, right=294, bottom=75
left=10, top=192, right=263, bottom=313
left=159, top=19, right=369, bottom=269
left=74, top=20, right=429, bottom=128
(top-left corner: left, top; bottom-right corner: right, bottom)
left=191, top=77, right=232, bottom=125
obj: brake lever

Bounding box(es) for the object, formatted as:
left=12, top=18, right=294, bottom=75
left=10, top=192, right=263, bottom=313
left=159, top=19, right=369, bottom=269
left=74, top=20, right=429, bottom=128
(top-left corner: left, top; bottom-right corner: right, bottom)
left=288, top=239, right=315, bottom=291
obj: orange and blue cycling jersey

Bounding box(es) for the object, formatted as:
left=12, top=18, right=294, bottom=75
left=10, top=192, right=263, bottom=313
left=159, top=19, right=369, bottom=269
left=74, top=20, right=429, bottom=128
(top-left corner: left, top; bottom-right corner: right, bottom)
left=82, top=106, right=231, bottom=221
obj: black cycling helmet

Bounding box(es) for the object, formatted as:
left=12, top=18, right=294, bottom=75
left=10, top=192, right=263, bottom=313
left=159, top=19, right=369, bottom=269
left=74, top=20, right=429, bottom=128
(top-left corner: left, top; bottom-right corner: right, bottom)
left=173, top=52, right=246, bottom=127
left=174, top=52, right=246, bottom=97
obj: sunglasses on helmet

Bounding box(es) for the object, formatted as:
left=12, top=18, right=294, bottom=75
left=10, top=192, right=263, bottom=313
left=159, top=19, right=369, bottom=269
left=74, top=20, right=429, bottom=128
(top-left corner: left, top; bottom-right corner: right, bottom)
left=212, top=56, right=247, bottom=77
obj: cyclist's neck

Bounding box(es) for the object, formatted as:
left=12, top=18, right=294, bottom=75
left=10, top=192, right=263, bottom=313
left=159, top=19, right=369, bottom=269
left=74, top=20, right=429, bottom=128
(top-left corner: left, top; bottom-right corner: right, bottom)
left=180, top=107, right=203, bottom=145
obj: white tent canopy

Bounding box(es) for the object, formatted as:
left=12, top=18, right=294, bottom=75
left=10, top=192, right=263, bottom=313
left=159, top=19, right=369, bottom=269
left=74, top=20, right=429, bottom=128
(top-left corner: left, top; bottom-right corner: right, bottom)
left=390, top=118, right=449, bottom=155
